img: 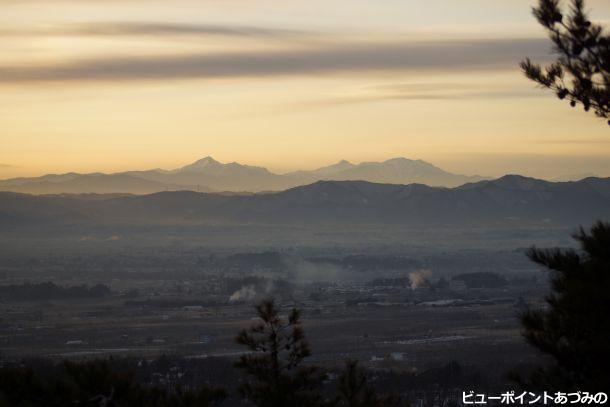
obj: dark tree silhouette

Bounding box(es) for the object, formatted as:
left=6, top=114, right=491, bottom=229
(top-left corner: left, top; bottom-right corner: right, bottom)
left=520, top=0, right=610, bottom=124
left=518, top=222, right=610, bottom=391
left=235, top=299, right=325, bottom=407
left=0, top=359, right=226, bottom=407
left=334, top=360, right=401, bottom=407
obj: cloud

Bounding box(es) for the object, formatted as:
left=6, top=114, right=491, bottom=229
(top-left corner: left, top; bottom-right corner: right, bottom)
left=370, top=82, right=540, bottom=97
left=0, top=38, right=551, bottom=83
left=0, top=22, right=308, bottom=39
left=300, top=82, right=545, bottom=108
left=535, top=137, right=610, bottom=145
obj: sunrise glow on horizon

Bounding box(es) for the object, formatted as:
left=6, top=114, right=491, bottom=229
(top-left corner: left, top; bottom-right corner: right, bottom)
left=2, top=0, right=610, bottom=180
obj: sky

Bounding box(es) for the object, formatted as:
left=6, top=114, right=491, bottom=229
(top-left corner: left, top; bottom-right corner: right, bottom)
left=1, top=0, right=610, bottom=180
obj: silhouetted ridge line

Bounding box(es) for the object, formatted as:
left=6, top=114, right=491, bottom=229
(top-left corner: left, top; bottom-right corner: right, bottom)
left=2, top=176, right=610, bottom=228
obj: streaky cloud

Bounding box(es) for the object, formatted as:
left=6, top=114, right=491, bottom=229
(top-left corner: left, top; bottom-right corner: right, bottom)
left=300, top=83, right=546, bottom=108
left=535, top=137, right=610, bottom=145
left=0, top=38, right=551, bottom=83
left=0, top=22, right=309, bottom=39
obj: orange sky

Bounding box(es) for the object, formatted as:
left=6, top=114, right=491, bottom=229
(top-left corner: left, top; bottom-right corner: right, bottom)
left=1, top=0, right=610, bottom=179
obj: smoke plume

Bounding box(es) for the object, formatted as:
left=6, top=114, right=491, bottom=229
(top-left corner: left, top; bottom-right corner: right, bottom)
left=229, top=285, right=257, bottom=302
left=409, top=269, right=432, bottom=289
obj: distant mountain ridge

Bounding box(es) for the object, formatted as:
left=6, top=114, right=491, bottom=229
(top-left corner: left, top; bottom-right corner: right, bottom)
left=286, top=157, right=485, bottom=187
left=0, top=156, right=485, bottom=195
left=0, top=173, right=194, bottom=195
left=123, top=156, right=289, bottom=192
left=2, top=175, right=610, bottom=230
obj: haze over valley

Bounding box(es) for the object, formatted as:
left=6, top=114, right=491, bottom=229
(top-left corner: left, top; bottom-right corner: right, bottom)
left=2, top=0, right=610, bottom=403
left=0, top=156, right=487, bottom=194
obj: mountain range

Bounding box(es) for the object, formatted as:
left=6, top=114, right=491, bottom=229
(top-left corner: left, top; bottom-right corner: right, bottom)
left=2, top=175, right=609, bottom=230
left=0, top=157, right=485, bottom=194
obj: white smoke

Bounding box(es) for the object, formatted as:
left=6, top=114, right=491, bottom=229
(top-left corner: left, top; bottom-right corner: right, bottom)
left=409, top=269, right=432, bottom=289
left=229, top=285, right=257, bottom=302
left=228, top=280, right=276, bottom=302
